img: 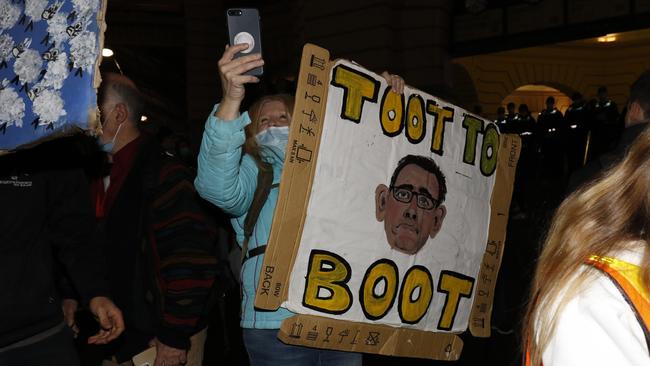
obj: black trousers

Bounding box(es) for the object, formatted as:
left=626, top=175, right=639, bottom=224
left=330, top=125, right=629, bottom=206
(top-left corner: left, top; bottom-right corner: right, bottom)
left=0, top=327, right=79, bottom=366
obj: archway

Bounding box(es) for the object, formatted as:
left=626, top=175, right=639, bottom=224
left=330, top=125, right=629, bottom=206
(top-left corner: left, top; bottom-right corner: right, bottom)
left=502, top=84, right=572, bottom=118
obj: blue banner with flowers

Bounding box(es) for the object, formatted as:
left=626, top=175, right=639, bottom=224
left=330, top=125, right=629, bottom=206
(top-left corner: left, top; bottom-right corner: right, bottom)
left=0, top=0, right=105, bottom=151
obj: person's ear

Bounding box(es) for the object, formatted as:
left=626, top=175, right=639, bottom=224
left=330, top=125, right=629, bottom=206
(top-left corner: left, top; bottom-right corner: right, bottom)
left=114, top=102, right=129, bottom=124
left=429, top=205, right=447, bottom=238
left=375, top=184, right=388, bottom=221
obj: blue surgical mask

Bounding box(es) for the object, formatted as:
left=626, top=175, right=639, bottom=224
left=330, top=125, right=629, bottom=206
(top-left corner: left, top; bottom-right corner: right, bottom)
left=99, top=140, right=114, bottom=153
left=256, top=126, right=289, bottom=157
left=98, top=122, right=124, bottom=153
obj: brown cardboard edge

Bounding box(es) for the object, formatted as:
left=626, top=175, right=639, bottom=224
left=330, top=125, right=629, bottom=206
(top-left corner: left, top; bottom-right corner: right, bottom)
left=278, top=314, right=464, bottom=361
left=90, top=0, right=108, bottom=137
left=254, top=43, right=332, bottom=310
left=469, top=133, right=522, bottom=337
left=278, top=46, right=333, bottom=302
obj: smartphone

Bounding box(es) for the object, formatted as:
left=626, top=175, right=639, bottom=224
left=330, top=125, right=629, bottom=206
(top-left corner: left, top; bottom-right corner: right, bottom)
left=132, top=346, right=156, bottom=366
left=226, top=8, right=263, bottom=76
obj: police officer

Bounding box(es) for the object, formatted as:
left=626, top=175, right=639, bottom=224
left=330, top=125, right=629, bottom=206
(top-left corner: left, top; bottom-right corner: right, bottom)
left=506, top=102, right=517, bottom=123
left=513, top=104, right=535, bottom=137
left=590, top=86, right=620, bottom=155
left=535, top=96, right=568, bottom=210
left=495, top=106, right=510, bottom=133
left=564, top=92, right=590, bottom=171
left=536, top=96, right=567, bottom=160
left=510, top=104, right=536, bottom=219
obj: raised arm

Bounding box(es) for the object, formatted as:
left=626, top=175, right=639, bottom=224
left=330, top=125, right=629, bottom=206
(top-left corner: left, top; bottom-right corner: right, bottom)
left=215, top=44, right=264, bottom=120
left=195, top=44, right=265, bottom=217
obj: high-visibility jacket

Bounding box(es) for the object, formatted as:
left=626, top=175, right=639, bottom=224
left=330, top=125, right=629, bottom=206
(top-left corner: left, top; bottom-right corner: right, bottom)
left=585, top=255, right=650, bottom=349
left=526, top=255, right=650, bottom=366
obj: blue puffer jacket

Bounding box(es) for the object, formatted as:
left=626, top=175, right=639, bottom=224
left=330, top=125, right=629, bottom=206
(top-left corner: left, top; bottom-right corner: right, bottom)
left=195, top=104, right=293, bottom=329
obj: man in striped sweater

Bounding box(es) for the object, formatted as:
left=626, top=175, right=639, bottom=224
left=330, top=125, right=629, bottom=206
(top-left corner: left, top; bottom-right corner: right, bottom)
left=74, top=73, right=218, bottom=366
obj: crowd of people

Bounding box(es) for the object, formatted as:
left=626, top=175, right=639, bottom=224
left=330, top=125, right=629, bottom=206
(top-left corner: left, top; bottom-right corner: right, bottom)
left=491, top=86, right=626, bottom=220
left=2, top=36, right=650, bottom=366
left=524, top=72, right=650, bottom=366
left=484, top=76, right=650, bottom=366
left=0, top=43, right=402, bottom=366
left=1, top=71, right=223, bottom=366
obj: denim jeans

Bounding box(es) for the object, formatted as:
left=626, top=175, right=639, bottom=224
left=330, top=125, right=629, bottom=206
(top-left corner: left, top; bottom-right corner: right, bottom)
left=243, top=329, right=362, bottom=366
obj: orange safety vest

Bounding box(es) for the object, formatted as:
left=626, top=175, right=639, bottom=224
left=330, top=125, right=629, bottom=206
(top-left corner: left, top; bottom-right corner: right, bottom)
left=525, top=255, right=650, bottom=366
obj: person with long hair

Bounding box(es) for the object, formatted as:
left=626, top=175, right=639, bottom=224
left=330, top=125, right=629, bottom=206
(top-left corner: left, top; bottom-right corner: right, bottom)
left=194, top=44, right=404, bottom=365
left=523, top=124, right=650, bottom=366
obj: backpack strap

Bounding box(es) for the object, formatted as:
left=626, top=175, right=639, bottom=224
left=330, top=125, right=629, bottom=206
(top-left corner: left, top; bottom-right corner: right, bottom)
left=241, top=160, right=275, bottom=264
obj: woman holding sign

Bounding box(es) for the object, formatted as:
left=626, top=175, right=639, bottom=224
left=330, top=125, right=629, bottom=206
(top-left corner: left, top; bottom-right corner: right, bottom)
left=523, top=125, right=650, bottom=366
left=194, top=44, right=403, bottom=365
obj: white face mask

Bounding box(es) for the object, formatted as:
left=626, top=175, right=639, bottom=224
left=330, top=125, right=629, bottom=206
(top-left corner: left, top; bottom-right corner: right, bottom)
left=256, top=126, right=289, bottom=156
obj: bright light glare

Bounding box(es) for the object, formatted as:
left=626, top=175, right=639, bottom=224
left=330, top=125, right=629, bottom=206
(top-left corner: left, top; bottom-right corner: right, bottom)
left=597, top=35, right=617, bottom=43
left=102, top=48, right=114, bottom=57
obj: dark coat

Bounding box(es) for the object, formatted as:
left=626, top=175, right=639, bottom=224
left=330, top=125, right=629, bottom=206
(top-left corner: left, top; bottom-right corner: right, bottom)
left=97, top=135, right=218, bottom=361
left=0, top=137, right=109, bottom=347
left=567, top=122, right=650, bottom=194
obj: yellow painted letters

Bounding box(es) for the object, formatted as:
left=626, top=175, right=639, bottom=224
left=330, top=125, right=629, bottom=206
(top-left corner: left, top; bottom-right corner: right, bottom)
left=302, top=250, right=353, bottom=314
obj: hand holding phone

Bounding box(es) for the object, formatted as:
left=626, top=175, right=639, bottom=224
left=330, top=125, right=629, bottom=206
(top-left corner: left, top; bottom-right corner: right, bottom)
left=226, top=8, right=263, bottom=76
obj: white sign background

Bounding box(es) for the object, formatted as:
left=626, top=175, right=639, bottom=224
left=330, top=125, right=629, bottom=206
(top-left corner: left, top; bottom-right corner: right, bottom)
left=285, top=60, right=496, bottom=333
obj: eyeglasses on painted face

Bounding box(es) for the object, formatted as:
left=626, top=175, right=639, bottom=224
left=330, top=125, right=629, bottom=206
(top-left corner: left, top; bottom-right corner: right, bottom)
left=389, top=185, right=439, bottom=210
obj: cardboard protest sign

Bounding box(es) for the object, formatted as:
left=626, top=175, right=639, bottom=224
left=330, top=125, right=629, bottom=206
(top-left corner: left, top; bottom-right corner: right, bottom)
left=256, top=44, right=520, bottom=360
left=0, top=0, right=106, bottom=152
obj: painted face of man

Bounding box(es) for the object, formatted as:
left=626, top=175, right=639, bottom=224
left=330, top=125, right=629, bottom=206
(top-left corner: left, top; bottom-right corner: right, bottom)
left=375, top=164, right=447, bottom=254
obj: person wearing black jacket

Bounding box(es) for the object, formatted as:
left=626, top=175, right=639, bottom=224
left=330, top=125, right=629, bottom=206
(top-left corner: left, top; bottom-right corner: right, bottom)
left=0, top=136, right=124, bottom=366
left=568, top=71, right=650, bottom=193
left=564, top=92, right=590, bottom=172
left=590, top=85, right=621, bottom=156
